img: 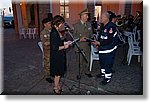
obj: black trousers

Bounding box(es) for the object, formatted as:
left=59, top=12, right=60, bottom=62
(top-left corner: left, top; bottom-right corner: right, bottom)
left=99, top=50, right=116, bottom=74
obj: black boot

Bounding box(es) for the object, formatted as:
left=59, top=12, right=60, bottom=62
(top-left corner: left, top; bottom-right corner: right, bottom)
left=101, top=78, right=111, bottom=85
left=96, top=73, right=104, bottom=79
left=85, top=73, right=93, bottom=78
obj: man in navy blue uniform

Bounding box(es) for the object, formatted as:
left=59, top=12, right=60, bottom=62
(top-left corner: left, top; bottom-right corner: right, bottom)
left=92, top=11, right=119, bottom=85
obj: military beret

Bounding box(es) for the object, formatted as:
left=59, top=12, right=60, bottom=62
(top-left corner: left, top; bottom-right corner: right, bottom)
left=78, top=9, right=89, bottom=16
left=42, top=18, right=52, bottom=24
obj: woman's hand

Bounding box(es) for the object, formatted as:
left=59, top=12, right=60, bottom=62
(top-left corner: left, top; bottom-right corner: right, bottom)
left=64, top=41, right=72, bottom=49
left=67, top=41, right=72, bottom=45
left=64, top=41, right=72, bottom=45
left=64, top=43, right=69, bottom=49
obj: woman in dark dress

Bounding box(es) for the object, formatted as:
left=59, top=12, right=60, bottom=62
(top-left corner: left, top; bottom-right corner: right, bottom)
left=50, top=15, right=71, bottom=94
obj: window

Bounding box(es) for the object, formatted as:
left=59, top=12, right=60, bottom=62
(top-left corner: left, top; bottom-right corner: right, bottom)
left=95, top=5, right=102, bottom=22
left=60, top=0, right=69, bottom=18
left=95, top=0, right=102, bottom=22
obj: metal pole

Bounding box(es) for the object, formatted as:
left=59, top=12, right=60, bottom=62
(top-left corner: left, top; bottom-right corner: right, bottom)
left=1, top=8, right=6, bottom=27
left=64, top=0, right=65, bottom=18
left=37, top=3, right=40, bottom=39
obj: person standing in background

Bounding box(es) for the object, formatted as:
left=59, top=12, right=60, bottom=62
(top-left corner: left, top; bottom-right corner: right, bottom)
left=91, top=17, right=98, bottom=34
left=40, top=18, right=53, bottom=83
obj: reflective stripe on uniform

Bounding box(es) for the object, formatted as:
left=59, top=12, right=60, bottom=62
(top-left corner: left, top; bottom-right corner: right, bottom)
left=105, top=73, right=112, bottom=79
left=100, top=35, right=108, bottom=39
left=113, top=31, right=117, bottom=37
left=101, top=69, right=105, bottom=74
left=99, top=46, right=117, bottom=54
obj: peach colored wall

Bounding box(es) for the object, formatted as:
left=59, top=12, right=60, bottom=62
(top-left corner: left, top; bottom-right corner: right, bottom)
left=101, top=2, right=120, bottom=24
left=26, top=4, right=31, bottom=27
left=20, top=3, right=28, bottom=28
left=67, top=2, right=85, bottom=26
left=131, top=2, right=143, bottom=16
left=12, top=4, right=18, bottom=35
left=52, top=0, right=86, bottom=27
left=34, top=4, right=38, bottom=28
left=51, top=0, right=142, bottom=26
left=52, top=0, right=60, bottom=17
left=38, top=4, right=50, bottom=31
left=118, top=3, right=125, bottom=15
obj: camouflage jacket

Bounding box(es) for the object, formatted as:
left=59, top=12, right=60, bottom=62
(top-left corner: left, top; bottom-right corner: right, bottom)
left=40, top=28, right=51, bottom=50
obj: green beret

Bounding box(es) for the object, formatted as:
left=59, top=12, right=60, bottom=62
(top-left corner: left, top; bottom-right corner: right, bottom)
left=42, top=18, right=52, bottom=24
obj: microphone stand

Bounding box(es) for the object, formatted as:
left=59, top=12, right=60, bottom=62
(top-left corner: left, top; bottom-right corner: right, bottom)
left=66, top=30, right=91, bottom=94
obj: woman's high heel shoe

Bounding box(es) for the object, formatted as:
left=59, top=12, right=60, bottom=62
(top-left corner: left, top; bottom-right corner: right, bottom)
left=53, top=89, right=61, bottom=95
left=59, top=89, right=63, bottom=93
left=58, top=86, right=63, bottom=93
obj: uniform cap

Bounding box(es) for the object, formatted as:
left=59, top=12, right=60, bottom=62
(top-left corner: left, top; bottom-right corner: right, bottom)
left=78, top=9, right=89, bottom=16
left=107, top=11, right=116, bottom=19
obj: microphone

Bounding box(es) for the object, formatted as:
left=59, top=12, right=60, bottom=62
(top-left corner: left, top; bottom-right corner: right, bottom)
left=64, top=22, right=72, bottom=31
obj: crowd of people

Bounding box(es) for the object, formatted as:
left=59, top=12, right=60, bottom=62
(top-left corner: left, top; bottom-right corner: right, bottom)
left=40, top=9, right=142, bottom=95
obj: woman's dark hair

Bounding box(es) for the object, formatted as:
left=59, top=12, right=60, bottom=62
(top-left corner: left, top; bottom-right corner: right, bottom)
left=52, top=15, right=65, bottom=27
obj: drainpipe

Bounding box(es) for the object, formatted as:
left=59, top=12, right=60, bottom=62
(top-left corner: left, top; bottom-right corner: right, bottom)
left=37, top=3, right=40, bottom=39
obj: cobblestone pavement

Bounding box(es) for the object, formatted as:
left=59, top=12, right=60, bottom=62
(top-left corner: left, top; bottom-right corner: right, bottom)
left=2, top=28, right=143, bottom=95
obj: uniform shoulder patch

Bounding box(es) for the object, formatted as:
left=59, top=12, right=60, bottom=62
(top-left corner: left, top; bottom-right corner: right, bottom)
left=104, top=29, right=107, bottom=33
left=44, top=34, right=47, bottom=38
left=109, top=28, right=113, bottom=34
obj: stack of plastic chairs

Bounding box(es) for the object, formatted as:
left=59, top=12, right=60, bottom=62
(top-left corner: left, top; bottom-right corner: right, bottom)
left=89, top=44, right=99, bottom=72
left=19, top=28, right=26, bottom=39
left=127, top=33, right=142, bottom=65
left=30, top=28, right=37, bottom=39
left=26, top=28, right=37, bottom=39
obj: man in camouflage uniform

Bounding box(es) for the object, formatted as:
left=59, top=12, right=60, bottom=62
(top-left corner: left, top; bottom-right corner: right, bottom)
left=40, top=18, right=53, bottom=83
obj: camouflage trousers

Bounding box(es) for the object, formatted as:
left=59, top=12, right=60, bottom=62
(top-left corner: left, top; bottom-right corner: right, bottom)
left=43, top=51, right=50, bottom=78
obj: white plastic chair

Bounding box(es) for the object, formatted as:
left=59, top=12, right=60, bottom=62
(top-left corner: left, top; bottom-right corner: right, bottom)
left=137, top=30, right=141, bottom=41
left=38, top=41, right=44, bottom=67
left=133, top=26, right=137, bottom=37
left=132, top=26, right=141, bottom=46
left=124, top=29, right=140, bottom=47
left=26, top=28, right=31, bottom=39
left=93, top=31, right=99, bottom=40
left=38, top=41, right=43, bottom=53
left=127, top=34, right=142, bottom=65
left=19, top=28, right=26, bottom=39
left=30, top=28, right=37, bottom=39
left=89, top=45, right=99, bottom=71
